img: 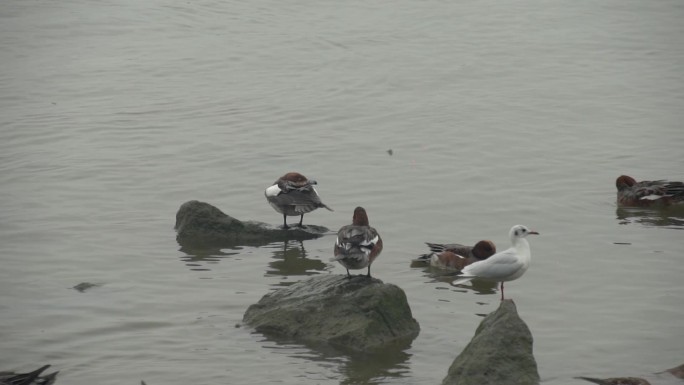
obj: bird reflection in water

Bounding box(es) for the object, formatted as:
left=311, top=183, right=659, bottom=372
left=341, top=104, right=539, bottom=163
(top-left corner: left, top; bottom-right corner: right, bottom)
left=616, top=205, right=684, bottom=229
left=413, top=266, right=498, bottom=297
left=450, top=277, right=499, bottom=296
left=265, top=240, right=327, bottom=286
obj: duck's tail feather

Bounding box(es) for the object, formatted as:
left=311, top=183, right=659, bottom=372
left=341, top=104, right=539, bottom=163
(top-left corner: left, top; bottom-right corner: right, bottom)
left=425, top=242, right=447, bottom=253
left=411, top=253, right=432, bottom=263
left=321, top=203, right=334, bottom=212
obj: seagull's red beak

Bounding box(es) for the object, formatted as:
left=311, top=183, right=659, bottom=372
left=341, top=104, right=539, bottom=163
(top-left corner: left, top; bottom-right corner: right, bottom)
left=529, top=231, right=540, bottom=235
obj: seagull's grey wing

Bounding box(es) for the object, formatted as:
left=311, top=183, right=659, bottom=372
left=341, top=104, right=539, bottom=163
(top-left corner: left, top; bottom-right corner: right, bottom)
left=461, top=249, right=522, bottom=280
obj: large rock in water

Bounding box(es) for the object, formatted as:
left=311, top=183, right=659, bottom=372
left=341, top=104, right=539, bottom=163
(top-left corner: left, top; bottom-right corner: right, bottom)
left=243, top=274, right=420, bottom=352
left=174, top=200, right=329, bottom=248
left=442, top=299, right=540, bottom=385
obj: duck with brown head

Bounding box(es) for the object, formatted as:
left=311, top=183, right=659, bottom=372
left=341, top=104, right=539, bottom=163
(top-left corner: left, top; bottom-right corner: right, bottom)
left=265, top=172, right=333, bottom=228
left=616, top=175, right=684, bottom=207
left=413, top=240, right=496, bottom=270
left=333, top=207, right=383, bottom=278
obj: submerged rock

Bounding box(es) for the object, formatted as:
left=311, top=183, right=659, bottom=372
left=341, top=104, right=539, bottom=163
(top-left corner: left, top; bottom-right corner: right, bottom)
left=442, top=299, right=539, bottom=385
left=575, top=376, right=650, bottom=385
left=574, top=362, right=684, bottom=385
left=242, top=274, right=420, bottom=352
left=174, top=200, right=329, bottom=248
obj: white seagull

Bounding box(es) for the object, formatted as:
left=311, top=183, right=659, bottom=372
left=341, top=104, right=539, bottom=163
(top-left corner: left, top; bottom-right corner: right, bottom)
left=452, top=225, right=539, bottom=300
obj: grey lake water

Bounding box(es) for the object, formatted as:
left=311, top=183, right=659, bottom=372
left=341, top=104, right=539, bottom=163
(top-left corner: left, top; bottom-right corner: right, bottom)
left=1, top=0, right=683, bottom=384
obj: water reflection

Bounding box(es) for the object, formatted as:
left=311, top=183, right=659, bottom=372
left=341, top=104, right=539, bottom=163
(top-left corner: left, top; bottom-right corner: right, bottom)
left=256, top=334, right=412, bottom=385
left=616, top=206, right=684, bottom=229
left=450, top=278, right=499, bottom=297
left=264, top=240, right=328, bottom=286
left=177, top=245, right=241, bottom=271
left=411, top=265, right=498, bottom=296
left=340, top=347, right=412, bottom=385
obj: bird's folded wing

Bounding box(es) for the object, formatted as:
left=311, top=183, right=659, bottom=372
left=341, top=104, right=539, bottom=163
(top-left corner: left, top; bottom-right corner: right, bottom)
left=462, top=250, right=521, bottom=279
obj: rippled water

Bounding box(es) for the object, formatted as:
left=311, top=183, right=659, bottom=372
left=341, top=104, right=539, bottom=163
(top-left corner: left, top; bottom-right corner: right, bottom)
left=1, top=0, right=683, bottom=384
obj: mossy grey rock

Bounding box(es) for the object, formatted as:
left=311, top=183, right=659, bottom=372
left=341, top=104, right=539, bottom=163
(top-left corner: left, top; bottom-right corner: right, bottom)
left=243, top=274, right=420, bottom=352
left=442, top=299, right=539, bottom=385
left=174, top=200, right=329, bottom=247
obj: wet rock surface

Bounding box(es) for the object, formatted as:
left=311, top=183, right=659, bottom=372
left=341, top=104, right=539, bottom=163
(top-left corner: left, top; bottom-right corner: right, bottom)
left=243, top=274, right=420, bottom=352
left=174, top=200, right=329, bottom=248
left=442, top=299, right=539, bottom=385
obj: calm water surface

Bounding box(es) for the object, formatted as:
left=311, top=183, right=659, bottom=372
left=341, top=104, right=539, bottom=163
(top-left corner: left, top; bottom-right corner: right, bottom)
left=1, top=0, right=683, bottom=384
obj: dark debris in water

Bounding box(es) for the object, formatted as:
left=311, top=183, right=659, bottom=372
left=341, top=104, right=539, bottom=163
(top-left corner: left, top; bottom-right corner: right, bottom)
left=0, top=364, right=58, bottom=385
left=72, top=282, right=101, bottom=292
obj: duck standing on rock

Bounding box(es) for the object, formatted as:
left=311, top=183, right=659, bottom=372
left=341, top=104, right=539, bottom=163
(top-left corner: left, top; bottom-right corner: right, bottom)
left=333, top=207, right=383, bottom=278
left=265, top=172, right=333, bottom=228
left=452, top=225, right=539, bottom=300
